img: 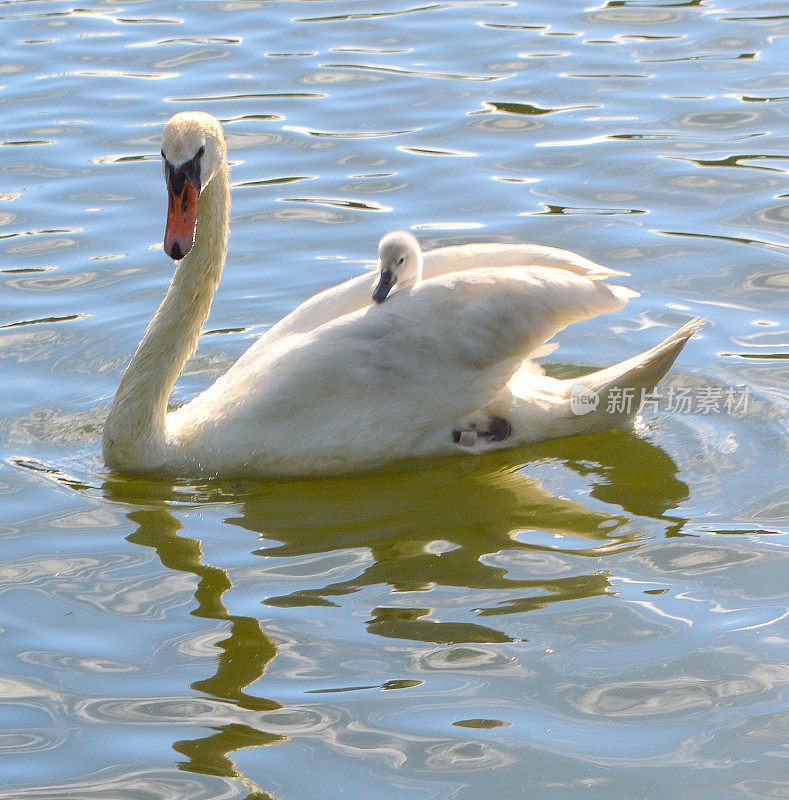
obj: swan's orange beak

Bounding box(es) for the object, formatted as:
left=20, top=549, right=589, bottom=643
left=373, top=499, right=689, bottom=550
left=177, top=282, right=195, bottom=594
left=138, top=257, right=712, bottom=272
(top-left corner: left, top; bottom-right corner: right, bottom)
left=164, top=174, right=200, bottom=261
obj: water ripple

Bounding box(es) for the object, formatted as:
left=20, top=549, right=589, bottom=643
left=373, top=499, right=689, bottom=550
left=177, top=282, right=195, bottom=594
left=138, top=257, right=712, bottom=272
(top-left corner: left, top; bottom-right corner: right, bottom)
left=397, top=145, right=476, bottom=157
left=37, top=69, right=176, bottom=80
left=127, top=36, right=243, bottom=48
left=415, top=646, right=523, bottom=674
left=324, top=62, right=514, bottom=82
left=424, top=739, right=514, bottom=770
left=669, top=153, right=789, bottom=173
left=0, top=728, right=65, bottom=754
left=169, top=91, right=327, bottom=102
left=472, top=100, right=595, bottom=116
left=283, top=124, right=416, bottom=139
left=0, top=313, right=89, bottom=331
left=567, top=665, right=788, bottom=719
left=295, top=2, right=515, bottom=24
left=0, top=768, right=245, bottom=800
left=280, top=196, right=392, bottom=213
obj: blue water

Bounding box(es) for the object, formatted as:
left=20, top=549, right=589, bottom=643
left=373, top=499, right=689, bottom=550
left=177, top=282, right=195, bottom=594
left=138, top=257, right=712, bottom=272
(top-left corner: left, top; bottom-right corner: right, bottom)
left=0, top=1, right=786, bottom=798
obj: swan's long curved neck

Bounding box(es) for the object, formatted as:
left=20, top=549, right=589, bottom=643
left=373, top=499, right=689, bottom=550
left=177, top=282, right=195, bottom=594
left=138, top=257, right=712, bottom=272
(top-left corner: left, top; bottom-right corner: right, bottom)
left=103, top=161, right=230, bottom=469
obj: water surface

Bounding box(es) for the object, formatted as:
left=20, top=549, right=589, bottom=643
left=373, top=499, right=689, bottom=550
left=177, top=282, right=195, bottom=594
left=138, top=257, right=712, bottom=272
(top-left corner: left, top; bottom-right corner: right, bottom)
left=0, top=1, right=786, bottom=798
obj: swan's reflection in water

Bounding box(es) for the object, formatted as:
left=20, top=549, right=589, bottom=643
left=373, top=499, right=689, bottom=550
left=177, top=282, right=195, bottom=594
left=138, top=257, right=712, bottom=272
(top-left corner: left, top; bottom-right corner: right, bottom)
left=105, top=431, right=688, bottom=796
left=108, top=501, right=283, bottom=799
left=230, top=432, right=689, bottom=636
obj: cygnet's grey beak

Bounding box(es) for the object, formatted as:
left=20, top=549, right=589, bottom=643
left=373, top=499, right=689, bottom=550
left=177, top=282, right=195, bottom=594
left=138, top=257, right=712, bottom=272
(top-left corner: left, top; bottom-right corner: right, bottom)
left=372, top=268, right=396, bottom=303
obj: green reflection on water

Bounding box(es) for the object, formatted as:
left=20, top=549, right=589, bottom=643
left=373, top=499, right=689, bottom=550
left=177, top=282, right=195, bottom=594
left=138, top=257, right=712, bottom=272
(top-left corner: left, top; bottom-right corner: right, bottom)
left=103, top=482, right=282, bottom=798
left=93, top=429, right=689, bottom=794
left=226, top=432, right=688, bottom=631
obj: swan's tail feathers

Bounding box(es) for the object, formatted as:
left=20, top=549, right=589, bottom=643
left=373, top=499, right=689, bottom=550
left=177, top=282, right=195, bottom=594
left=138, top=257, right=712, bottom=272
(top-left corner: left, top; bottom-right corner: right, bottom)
left=564, top=317, right=705, bottom=431
left=609, top=285, right=641, bottom=305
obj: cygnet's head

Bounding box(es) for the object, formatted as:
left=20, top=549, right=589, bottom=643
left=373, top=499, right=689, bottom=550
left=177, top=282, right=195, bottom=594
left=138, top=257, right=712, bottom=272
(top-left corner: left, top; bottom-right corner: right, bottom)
left=372, top=230, right=423, bottom=303
left=160, top=112, right=226, bottom=260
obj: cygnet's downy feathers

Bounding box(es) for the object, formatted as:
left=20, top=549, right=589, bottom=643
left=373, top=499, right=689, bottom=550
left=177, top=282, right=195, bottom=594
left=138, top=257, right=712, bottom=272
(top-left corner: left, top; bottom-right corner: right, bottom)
left=372, top=230, right=423, bottom=303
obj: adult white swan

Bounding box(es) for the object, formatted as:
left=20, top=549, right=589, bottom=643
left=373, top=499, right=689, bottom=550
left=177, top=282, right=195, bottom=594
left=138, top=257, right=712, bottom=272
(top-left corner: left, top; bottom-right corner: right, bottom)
left=103, top=112, right=702, bottom=476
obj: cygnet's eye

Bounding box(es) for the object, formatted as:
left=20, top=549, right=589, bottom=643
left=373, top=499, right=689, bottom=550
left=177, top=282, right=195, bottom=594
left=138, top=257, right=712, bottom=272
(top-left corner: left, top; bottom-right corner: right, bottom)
left=397, top=256, right=405, bottom=266
left=197, top=145, right=206, bottom=158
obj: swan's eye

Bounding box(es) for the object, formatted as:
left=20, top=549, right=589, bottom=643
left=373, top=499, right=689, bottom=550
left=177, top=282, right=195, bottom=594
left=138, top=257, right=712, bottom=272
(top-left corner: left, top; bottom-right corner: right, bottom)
left=197, top=145, right=205, bottom=158
left=397, top=256, right=405, bottom=266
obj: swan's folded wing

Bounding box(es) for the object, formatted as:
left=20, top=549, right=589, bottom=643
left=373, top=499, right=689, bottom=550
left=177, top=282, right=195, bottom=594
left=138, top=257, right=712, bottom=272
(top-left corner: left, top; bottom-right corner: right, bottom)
left=233, top=267, right=636, bottom=468
left=238, top=244, right=625, bottom=367
left=422, top=243, right=628, bottom=279
left=373, top=267, right=637, bottom=377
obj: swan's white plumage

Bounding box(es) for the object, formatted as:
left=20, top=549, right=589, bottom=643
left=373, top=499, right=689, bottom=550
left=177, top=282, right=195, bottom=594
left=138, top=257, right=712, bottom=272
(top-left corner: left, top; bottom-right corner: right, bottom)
left=169, top=266, right=635, bottom=473
left=103, top=112, right=701, bottom=477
